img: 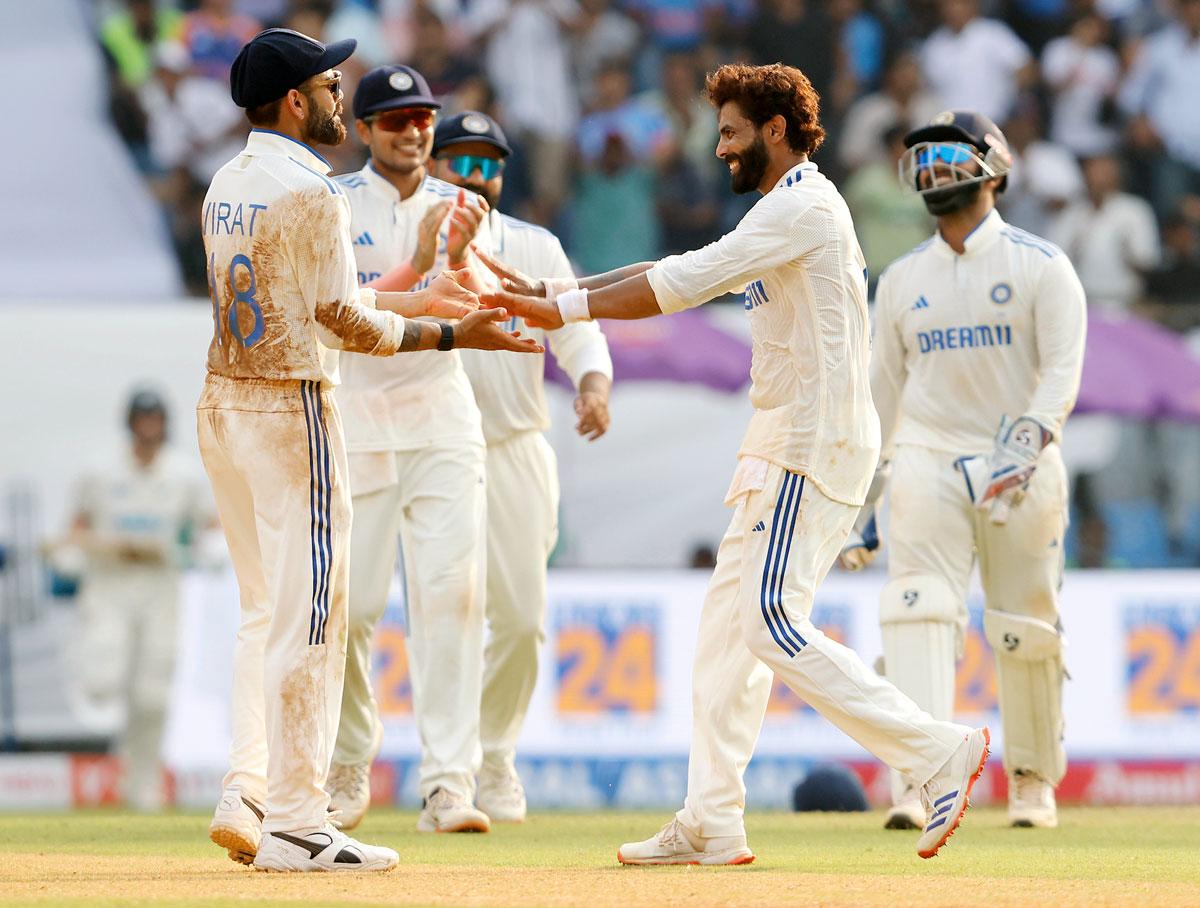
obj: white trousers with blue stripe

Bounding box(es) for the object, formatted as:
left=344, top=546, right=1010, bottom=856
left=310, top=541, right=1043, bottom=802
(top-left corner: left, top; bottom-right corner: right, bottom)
left=676, top=463, right=972, bottom=838
left=198, top=375, right=350, bottom=833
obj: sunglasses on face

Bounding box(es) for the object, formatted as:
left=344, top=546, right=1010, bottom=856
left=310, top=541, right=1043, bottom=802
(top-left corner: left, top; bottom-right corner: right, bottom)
left=369, top=108, right=436, bottom=133
left=444, top=154, right=505, bottom=180
left=915, top=142, right=976, bottom=169
left=308, top=70, right=342, bottom=99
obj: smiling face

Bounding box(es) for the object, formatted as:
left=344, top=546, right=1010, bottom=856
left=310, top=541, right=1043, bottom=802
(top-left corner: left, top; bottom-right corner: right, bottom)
left=357, top=106, right=437, bottom=177
left=715, top=101, right=770, bottom=194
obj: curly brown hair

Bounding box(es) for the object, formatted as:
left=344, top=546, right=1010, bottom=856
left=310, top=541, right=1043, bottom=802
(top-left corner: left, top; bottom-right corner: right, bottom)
left=705, top=63, right=826, bottom=157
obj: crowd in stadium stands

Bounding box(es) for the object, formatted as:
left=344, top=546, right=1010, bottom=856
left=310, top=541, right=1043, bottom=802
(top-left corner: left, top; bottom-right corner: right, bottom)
left=93, top=0, right=1200, bottom=568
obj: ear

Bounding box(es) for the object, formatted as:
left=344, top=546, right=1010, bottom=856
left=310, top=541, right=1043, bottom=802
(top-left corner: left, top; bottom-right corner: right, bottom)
left=765, top=114, right=788, bottom=147
left=355, top=118, right=371, bottom=145
left=286, top=87, right=305, bottom=122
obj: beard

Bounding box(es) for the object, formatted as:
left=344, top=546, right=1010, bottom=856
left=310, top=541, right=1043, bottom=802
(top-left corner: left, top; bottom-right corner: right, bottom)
left=921, top=179, right=982, bottom=216
left=727, top=134, right=769, bottom=195
left=460, top=181, right=500, bottom=209
left=303, top=97, right=347, bottom=147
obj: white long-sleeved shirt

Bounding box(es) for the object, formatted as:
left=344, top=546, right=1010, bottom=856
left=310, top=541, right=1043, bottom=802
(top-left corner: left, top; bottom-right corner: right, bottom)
left=333, top=164, right=483, bottom=453
left=872, top=209, right=1087, bottom=456
left=647, top=161, right=880, bottom=507
left=1118, top=24, right=1200, bottom=169
left=458, top=210, right=613, bottom=445
left=201, top=130, right=408, bottom=384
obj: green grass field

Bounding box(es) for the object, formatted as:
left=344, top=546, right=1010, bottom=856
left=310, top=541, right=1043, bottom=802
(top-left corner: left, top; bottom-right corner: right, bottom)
left=2, top=808, right=1198, bottom=907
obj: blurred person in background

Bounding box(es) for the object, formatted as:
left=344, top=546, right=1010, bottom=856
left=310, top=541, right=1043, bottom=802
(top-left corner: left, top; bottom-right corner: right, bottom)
left=839, top=50, right=943, bottom=173
left=998, top=95, right=1083, bottom=235
left=431, top=111, right=614, bottom=823
left=1007, top=0, right=1072, bottom=55
left=920, top=0, right=1035, bottom=123
left=746, top=0, right=835, bottom=103
left=182, top=0, right=261, bottom=83
left=573, top=0, right=643, bottom=107
left=829, top=0, right=888, bottom=95
left=99, top=0, right=184, bottom=90
left=571, top=60, right=674, bottom=273
left=55, top=390, right=212, bottom=812
left=467, top=0, right=581, bottom=226
left=1118, top=0, right=1200, bottom=219
left=1046, top=153, right=1161, bottom=313
left=409, top=7, right=481, bottom=103
left=1148, top=214, right=1200, bottom=319
left=1041, top=10, right=1122, bottom=158
left=843, top=123, right=934, bottom=282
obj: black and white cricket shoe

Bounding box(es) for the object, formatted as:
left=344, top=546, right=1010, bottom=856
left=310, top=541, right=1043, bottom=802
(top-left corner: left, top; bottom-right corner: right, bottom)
left=253, top=823, right=399, bottom=872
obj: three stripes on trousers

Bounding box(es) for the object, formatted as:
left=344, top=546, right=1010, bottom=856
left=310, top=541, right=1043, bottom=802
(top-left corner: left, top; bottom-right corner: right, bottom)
left=300, top=380, right=332, bottom=646
left=758, top=471, right=809, bottom=657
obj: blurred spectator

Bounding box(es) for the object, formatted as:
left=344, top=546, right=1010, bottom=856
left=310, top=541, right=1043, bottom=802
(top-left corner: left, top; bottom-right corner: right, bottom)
left=624, top=0, right=715, bottom=52
left=998, top=95, right=1083, bottom=235
left=379, top=0, right=464, bottom=61
left=643, top=51, right=721, bottom=188
left=181, top=0, right=261, bottom=83
left=1118, top=0, right=1200, bottom=220
left=571, top=62, right=671, bottom=272
left=844, top=123, right=934, bottom=280
left=325, top=0, right=390, bottom=67
left=746, top=0, right=836, bottom=102
left=574, top=0, right=643, bottom=107
left=1147, top=215, right=1200, bottom=312
left=1008, top=0, right=1072, bottom=55
left=410, top=8, right=481, bottom=102
left=99, top=0, right=183, bottom=90
left=468, top=0, right=581, bottom=225
left=838, top=50, right=943, bottom=172
left=1047, top=154, right=1161, bottom=312
left=830, top=0, right=888, bottom=94
left=1041, top=11, right=1122, bottom=158
left=920, top=0, right=1035, bottom=123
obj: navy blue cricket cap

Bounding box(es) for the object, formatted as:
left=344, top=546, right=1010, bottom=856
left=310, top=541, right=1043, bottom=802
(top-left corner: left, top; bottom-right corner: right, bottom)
left=229, top=28, right=356, bottom=110
left=432, top=111, right=512, bottom=158
left=353, top=65, right=441, bottom=120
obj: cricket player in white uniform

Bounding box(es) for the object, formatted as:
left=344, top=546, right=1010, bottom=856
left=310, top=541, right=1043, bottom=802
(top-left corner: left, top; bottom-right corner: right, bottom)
left=838, top=110, right=1086, bottom=831
left=484, top=63, right=990, bottom=863
left=58, top=390, right=211, bottom=812
left=327, top=67, right=499, bottom=835
left=200, top=31, right=539, bottom=872
left=430, top=111, right=614, bottom=822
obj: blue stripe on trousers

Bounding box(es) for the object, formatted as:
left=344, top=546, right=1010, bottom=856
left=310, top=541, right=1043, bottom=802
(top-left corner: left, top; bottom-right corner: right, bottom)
left=758, top=471, right=809, bottom=657
left=300, top=381, right=322, bottom=646
left=313, top=385, right=334, bottom=645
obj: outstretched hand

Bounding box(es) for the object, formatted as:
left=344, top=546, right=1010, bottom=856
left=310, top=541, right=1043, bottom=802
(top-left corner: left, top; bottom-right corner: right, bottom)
left=473, top=246, right=545, bottom=297
left=423, top=270, right=482, bottom=319
left=480, top=289, right=563, bottom=330
left=455, top=307, right=544, bottom=353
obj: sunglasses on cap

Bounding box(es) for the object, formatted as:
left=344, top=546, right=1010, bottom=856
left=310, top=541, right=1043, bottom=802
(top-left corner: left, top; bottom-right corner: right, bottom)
left=444, top=154, right=505, bottom=180
left=915, top=142, right=976, bottom=169
left=369, top=108, right=436, bottom=133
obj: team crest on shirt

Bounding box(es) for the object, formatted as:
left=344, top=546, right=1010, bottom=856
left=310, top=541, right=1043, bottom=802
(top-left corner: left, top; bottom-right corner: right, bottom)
left=389, top=71, right=414, bottom=92
left=990, top=282, right=1012, bottom=304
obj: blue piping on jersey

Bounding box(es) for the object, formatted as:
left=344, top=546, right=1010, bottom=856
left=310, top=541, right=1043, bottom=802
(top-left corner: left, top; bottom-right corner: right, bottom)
left=251, top=128, right=333, bottom=168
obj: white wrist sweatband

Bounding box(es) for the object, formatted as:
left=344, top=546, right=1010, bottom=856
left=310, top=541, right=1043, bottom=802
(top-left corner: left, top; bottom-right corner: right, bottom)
left=543, top=276, right=579, bottom=303
left=557, top=288, right=592, bottom=323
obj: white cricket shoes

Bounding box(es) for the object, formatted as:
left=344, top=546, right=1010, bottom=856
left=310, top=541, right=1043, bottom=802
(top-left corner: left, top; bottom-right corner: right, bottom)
left=916, top=727, right=990, bottom=859
left=327, top=718, right=383, bottom=831
left=253, top=823, right=398, bottom=872
left=617, top=818, right=755, bottom=866
left=209, top=786, right=264, bottom=865
left=1008, top=770, right=1058, bottom=828
left=417, top=787, right=491, bottom=833
left=884, top=784, right=927, bottom=831
left=476, top=765, right=527, bottom=823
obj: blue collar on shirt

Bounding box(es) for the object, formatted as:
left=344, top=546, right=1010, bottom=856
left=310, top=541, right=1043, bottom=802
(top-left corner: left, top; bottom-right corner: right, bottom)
left=246, top=128, right=333, bottom=172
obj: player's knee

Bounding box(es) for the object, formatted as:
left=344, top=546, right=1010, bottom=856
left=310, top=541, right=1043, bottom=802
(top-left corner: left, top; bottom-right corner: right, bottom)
left=983, top=609, right=1063, bottom=665
left=880, top=573, right=964, bottom=656
left=739, top=596, right=813, bottom=663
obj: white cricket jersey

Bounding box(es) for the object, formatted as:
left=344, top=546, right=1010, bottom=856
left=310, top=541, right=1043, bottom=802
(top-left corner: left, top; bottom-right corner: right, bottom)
left=647, top=161, right=880, bottom=507
left=459, top=210, right=613, bottom=445
left=872, top=209, right=1087, bottom=456
left=75, top=448, right=210, bottom=572
left=334, top=164, right=483, bottom=452
left=201, top=129, right=408, bottom=384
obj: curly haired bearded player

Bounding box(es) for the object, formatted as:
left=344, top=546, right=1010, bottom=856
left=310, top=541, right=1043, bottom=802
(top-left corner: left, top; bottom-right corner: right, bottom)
left=481, top=63, right=990, bottom=863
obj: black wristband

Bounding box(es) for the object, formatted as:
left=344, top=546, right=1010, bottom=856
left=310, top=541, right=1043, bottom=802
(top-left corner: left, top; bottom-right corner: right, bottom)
left=437, top=322, right=455, bottom=351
